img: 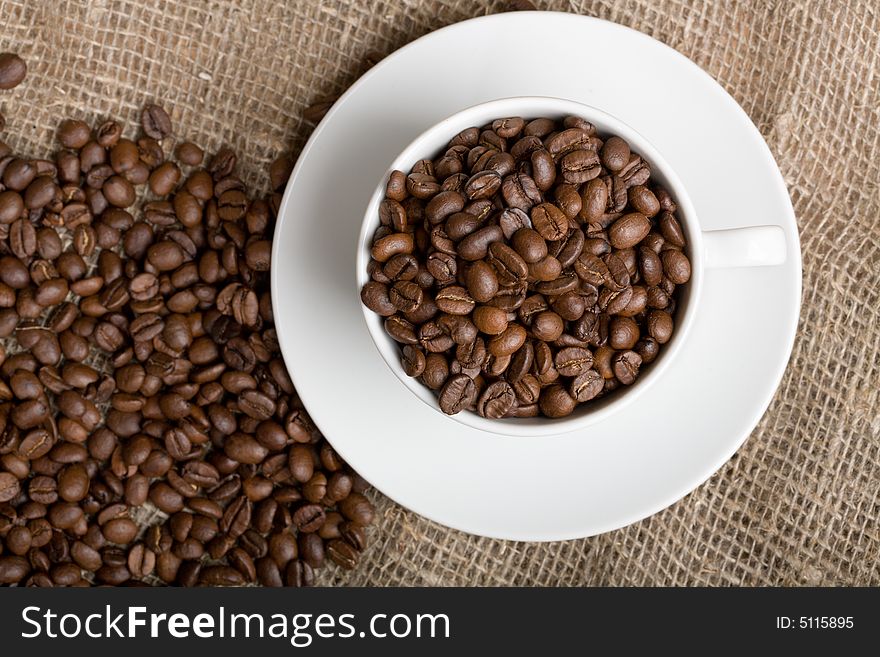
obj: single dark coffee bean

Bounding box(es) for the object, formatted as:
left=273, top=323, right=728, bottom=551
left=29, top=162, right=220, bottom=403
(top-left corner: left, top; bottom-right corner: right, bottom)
left=570, top=369, right=603, bottom=402
left=511, top=227, right=547, bottom=264
left=438, top=373, right=476, bottom=415
left=560, top=149, right=601, bottom=184
left=600, top=136, right=631, bottom=172
left=662, top=249, right=691, bottom=284
left=0, top=471, right=20, bottom=502
left=142, top=103, right=173, bottom=139
left=530, top=202, right=568, bottom=241
left=554, top=346, right=593, bottom=377
left=0, top=555, right=30, bottom=584
left=638, top=246, right=663, bottom=286
left=647, top=310, right=674, bottom=344
left=293, top=504, right=326, bottom=533
left=458, top=225, right=503, bottom=261
left=613, top=350, right=642, bottom=385
left=465, top=260, right=499, bottom=303
left=58, top=464, right=90, bottom=502
left=531, top=311, right=564, bottom=342
left=147, top=240, right=185, bottom=271
left=0, top=52, right=27, bottom=89
left=23, top=176, right=59, bottom=210
left=488, top=323, right=527, bottom=357
left=176, top=141, right=204, bottom=166
left=539, top=384, right=577, bottom=418
left=224, top=433, right=269, bottom=464
left=103, top=517, right=138, bottom=544
left=455, top=337, right=486, bottom=370
left=3, top=158, right=36, bottom=190
left=0, top=190, right=24, bottom=224
left=609, top=316, right=641, bottom=350
left=609, top=212, right=651, bottom=249
left=389, top=280, right=423, bottom=313
left=326, top=539, right=358, bottom=570
left=435, top=285, right=475, bottom=315
left=498, top=207, right=531, bottom=239
left=636, top=336, right=660, bottom=364
left=472, top=305, right=508, bottom=336
left=476, top=380, right=515, bottom=419
left=658, top=212, right=685, bottom=247
left=629, top=185, right=660, bottom=217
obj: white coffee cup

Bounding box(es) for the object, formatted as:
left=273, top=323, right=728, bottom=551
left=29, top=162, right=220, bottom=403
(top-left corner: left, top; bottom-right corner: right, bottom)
left=356, top=96, right=786, bottom=436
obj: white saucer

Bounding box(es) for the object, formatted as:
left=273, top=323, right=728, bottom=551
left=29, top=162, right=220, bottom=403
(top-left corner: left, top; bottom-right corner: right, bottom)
left=271, top=12, right=801, bottom=541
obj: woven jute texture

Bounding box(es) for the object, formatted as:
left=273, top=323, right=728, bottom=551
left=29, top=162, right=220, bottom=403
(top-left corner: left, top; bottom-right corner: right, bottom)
left=1, top=0, right=878, bottom=586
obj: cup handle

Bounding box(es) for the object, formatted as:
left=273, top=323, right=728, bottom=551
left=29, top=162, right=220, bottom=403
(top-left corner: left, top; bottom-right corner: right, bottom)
left=702, top=225, right=787, bottom=269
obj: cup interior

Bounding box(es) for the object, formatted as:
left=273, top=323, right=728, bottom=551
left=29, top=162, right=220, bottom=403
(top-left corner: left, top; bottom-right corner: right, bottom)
left=357, top=96, right=702, bottom=437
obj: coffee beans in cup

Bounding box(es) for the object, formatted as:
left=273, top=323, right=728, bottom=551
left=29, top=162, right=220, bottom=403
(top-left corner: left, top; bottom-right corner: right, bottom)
left=361, top=115, right=691, bottom=419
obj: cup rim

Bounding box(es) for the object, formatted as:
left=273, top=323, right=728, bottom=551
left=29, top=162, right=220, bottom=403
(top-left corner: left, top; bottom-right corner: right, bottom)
left=356, top=95, right=703, bottom=437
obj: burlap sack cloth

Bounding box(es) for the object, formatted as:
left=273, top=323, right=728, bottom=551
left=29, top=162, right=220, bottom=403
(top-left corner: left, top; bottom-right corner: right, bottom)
left=1, top=0, right=877, bottom=586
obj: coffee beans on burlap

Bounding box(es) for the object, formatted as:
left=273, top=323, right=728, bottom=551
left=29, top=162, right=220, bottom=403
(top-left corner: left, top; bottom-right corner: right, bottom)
left=361, top=115, right=691, bottom=420
left=0, top=99, right=373, bottom=587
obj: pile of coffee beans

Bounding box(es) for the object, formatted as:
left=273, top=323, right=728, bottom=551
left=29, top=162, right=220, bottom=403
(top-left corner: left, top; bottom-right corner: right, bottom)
left=0, top=72, right=373, bottom=586
left=361, top=115, right=691, bottom=419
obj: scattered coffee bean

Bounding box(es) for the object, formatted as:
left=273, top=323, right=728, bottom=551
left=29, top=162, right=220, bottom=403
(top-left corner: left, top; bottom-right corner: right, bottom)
left=141, top=104, right=172, bottom=140
left=0, top=52, right=27, bottom=90
left=0, top=102, right=374, bottom=587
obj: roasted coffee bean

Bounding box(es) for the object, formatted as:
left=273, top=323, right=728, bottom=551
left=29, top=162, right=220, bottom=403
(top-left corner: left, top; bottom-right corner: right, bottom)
left=511, top=227, right=547, bottom=264
left=638, top=246, right=663, bottom=286
left=326, top=539, right=358, bottom=570
left=530, top=202, right=568, bottom=241
left=0, top=555, right=30, bottom=584
left=629, top=185, right=660, bottom=217
left=0, top=471, right=20, bottom=502
left=600, top=136, right=631, bottom=172
left=613, top=350, right=642, bottom=385
left=554, top=346, right=593, bottom=377
left=659, top=212, right=686, bottom=247
left=570, top=369, right=603, bottom=402
left=647, top=309, right=674, bottom=344
left=224, top=433, right=269, bottom=464
left=531, top=311, right=564, bottom=342
left=485, top=244, right=527, bottom=288
left=103, top=175, right=136, bottom=207
left=476, top=380, right=515, bottom=419
left=56, top=119, right=91, bottom=149
left=142, top=103, right=173, bottom=139
left=472, top=305, right=508, bottom=336
left=438, top=373, right=476, bottom=415
left=0, top=190, right=24, bottom=224
left=539, top=384, right=577, bottom=418
left=149, top=161, right=181, bottom=196
left=636, top=336, right=660, bottom=364
left=103, top=517, right=138, bottom=544
left=609, top=316, right=641, bottom=350
left=0, top=52, right=27, bottom=89
left=458, top=224, right=503, bottom=261
left=560, top=149, right=601, bottom=184
left=465, top=260, right=499, bottom=303
left=389, top=280, right=423, bottom=313
left=662, top=249, right=691, bottom=284
left=147, top=240, right=185, bottom=271
left=176, top=141, right=204, bottom=166
left=608, top=212, right=650, bottom=249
